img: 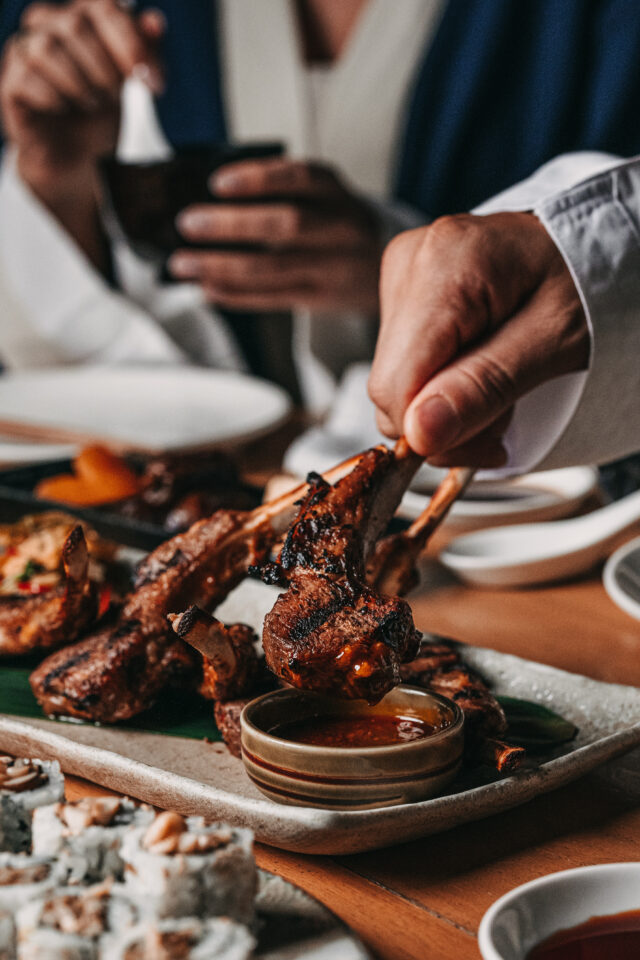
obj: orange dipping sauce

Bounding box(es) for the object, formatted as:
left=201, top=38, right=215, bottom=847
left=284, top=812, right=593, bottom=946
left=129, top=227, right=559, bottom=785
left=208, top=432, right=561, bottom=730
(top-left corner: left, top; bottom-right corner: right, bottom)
left=527, top=910, right=640, bottom=960
left=272, top=713, right=440, bottom=748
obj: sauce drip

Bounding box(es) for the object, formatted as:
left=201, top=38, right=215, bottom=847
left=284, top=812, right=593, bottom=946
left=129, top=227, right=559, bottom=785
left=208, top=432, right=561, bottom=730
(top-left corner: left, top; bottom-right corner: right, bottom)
left=272, top=713, right=440, bottom=748
left=527, top=910, right=640, bottom=960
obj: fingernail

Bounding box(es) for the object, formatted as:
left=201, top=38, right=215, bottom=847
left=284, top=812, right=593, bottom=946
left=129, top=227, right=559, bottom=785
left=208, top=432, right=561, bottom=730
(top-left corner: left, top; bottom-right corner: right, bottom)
left=210, top=169, right=243, bottom=193
left=132, top=63, right=165, bottom=94
left=168, top=254, right=197, bottom=278
left=176, top=210, right=205, bottom=235
left=414, top=395, right=461, bottom=452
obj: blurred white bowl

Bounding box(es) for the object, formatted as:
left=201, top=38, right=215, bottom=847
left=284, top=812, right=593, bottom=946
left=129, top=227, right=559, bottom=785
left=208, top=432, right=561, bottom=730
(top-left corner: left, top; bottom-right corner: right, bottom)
left=478, top=862, right=640, bottom=960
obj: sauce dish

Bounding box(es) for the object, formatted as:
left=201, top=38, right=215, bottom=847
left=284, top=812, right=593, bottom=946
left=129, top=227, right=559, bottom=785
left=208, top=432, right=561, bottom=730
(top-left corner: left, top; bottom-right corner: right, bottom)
left=240, top=685, right=463, bottom=810
left=478, top=862, right=640, bottom=960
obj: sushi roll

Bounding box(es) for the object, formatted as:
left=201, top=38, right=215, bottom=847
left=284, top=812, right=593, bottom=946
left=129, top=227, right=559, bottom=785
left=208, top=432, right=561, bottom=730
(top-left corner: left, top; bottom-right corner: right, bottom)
left=101, top=916, right=255, bottom=960
left=121, top=812, right=257, bottom=924
left=0, top=852, right=66, bottom=913
left=15, top=881, right=139, bottom=960
left=33, top=798, right=154, bottom=883
left=0, top=758, right=64, bottom=853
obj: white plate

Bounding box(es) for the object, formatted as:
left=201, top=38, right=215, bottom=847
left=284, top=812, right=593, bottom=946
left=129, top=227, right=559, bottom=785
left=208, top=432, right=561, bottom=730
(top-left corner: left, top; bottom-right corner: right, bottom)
left=0, top=367, right=292, bottom=459
left=257, top=871, right=372, bottom=958
left=283, top=433, right=599, bottom=530
left=398, top=466, right=600, bottom=529
left=603, top=535, right=640, bottom=621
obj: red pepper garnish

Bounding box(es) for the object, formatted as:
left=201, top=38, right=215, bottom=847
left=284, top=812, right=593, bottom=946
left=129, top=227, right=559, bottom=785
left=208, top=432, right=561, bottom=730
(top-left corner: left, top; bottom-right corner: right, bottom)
left=98, top=585, right=112, bottom=618
left=17, top=580, right=31, bottom=592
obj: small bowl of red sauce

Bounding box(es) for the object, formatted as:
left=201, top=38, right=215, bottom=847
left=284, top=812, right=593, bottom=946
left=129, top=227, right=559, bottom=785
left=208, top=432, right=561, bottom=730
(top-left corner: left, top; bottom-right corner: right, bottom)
left=240, top=685, right=464, bottom=809
left=479, top=863, right=640, bottom=960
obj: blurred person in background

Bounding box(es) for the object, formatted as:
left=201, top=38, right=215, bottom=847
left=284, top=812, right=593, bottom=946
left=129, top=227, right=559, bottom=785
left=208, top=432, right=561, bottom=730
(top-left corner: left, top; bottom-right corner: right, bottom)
left=1, top=0, right=640, bottom=414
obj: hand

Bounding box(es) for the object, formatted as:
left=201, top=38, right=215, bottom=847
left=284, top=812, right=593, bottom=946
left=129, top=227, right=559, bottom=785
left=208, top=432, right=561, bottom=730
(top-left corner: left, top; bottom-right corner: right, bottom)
left=0, top=0, right=165, bottom=198
left=368, top=212, right=590, bottom=467
left=169, top=158, right=381, bottom=314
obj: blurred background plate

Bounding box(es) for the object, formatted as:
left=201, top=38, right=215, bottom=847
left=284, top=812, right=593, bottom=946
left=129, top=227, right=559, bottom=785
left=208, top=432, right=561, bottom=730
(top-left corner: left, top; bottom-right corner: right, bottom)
left=398, top=465, right=600, bottom=529
left=0, top=367, right=292, bottom=460
left=603, top=536, right=640, bottom=621
left=284, top=428, right=600, bottom=531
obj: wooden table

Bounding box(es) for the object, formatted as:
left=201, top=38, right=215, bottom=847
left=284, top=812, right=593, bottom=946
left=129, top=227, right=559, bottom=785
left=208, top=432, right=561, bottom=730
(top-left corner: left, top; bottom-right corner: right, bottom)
left=62, top=553, right=640, bottom=960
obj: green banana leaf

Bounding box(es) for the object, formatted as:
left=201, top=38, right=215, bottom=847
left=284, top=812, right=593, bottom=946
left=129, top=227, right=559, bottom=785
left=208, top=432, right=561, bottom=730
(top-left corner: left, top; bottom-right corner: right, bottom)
left=499, top=695, right=577, bottom=751
left=0, top=661, right=222, bottom=742
left=1, top=662, right=574, bottom=751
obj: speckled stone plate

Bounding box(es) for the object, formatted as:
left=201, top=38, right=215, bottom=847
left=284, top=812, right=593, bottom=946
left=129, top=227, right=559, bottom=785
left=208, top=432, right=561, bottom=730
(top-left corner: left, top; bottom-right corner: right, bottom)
left=2, top=581, right=640, bottom=855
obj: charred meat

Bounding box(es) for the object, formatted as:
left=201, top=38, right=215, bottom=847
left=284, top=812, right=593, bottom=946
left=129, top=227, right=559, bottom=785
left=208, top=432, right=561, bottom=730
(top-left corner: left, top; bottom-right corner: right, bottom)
left=30, top=510, right=274, bottom=722
left=400, top=637, right=525, bottom=771
left=260, top=445, right=423, bottom=702
left=169, top=605, right=262, bottom=702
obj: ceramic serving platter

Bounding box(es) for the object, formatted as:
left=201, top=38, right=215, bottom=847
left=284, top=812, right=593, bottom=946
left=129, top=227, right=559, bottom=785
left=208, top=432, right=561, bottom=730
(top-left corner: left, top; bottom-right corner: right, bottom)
left=1, top=583, right=640, bottom=855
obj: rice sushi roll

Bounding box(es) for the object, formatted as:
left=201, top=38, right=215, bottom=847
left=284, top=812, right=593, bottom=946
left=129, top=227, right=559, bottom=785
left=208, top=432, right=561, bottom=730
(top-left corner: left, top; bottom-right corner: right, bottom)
left=0, top=758, right=64, bottom=853
left=121, top=812, right=256, bottom=923
left=0, top=852, right=66, bottom=913
left=101, top=916, right=255, bottom=960
left=33, top=798, right=154, bottom=883
left=15, top=881, right=139, bottom=960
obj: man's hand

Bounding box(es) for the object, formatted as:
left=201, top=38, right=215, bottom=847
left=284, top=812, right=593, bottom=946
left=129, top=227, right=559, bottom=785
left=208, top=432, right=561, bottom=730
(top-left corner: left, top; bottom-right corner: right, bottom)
left=0, top=0, right=164, bottom=196
left=368, top=212, right=589, bottom=467
left=168, top=158, right=381, bottom=314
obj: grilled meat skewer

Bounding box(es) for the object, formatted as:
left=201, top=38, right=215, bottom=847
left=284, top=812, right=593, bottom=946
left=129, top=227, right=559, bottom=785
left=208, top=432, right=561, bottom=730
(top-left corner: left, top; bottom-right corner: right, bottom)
left=366, top=467, right=475, bottom=596
left=30, top=511, right=274, bottom=721
left=171, top=604, right=278, bottom=758
left=400, top=637, right=526, bottom=771
left=30, top=456, right=362, bottom=722
left=169, top=605, right=263, bottom=702
left=260, top=441, right=424, bottom=702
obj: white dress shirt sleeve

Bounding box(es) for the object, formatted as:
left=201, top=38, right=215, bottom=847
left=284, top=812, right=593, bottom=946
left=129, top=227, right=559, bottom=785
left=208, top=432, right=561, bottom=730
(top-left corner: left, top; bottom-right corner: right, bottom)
left=472, top=151, right=640, bottom=473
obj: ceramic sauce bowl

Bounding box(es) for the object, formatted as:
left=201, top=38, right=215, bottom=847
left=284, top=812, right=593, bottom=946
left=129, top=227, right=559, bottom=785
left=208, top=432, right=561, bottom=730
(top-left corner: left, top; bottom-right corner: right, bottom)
left=240, top=685, right=464, bottom=810
left=478, top=863, right=640, bottom=960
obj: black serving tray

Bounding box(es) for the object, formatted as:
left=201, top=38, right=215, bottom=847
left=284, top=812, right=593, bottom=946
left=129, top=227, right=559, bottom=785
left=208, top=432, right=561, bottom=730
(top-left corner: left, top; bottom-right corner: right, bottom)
left=0, top=459, right=184, bottom=551
left=0, top=459, right=410, bottom=553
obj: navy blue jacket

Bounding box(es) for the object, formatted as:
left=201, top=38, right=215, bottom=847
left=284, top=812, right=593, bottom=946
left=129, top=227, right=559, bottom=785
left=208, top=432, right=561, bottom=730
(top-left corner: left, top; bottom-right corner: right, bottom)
left=2, top=0, right=640, bottom=217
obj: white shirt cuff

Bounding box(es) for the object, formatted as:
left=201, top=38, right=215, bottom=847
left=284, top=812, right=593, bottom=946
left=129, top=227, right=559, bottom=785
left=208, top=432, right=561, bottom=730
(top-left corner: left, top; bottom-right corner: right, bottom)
left=530, top=155, right=640, bottom=468
left=473, top=151, right=624, bottom=474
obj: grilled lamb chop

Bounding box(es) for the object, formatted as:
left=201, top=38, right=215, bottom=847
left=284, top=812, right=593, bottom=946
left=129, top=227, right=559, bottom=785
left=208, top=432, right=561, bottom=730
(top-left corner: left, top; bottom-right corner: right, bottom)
left=30, top=510, right=272, bottom=721
left=260, top=442, right=424, bottom=702
left=366, top=467, right=474, bottom=596
left=169, top=605, right=262, bottom=702
left=0, top=525, right=96, bottom=656
left=30, top=456, right=363, bottom=723
left=400, top=637, right=525, bottom=771
left=213, top=700, right=249, bottom=758
left=170, top=605, right=279, bottom=756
